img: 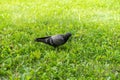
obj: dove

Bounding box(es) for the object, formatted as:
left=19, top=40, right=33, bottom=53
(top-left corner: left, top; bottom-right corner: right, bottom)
left=35, top=32, right=72, bottom=47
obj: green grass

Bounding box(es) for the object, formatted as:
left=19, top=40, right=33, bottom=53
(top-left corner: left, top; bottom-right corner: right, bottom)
left=0, top=0, right=120, bottom=79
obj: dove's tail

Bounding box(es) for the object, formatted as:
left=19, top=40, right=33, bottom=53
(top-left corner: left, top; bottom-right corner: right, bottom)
left=35, top=36, right=51, bottom=42
left=35, top=38, right=44, bottom=42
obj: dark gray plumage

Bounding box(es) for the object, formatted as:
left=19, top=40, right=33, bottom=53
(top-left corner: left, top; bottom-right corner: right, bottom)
left=35, top=33, right=72, bottom=47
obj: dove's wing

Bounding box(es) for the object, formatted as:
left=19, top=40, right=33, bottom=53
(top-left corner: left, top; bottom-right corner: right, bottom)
left=51, top=35, right=65, bottom=46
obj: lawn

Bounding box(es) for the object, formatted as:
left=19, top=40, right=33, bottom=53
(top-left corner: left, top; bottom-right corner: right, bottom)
left=0, top=0, right=120, bottom=79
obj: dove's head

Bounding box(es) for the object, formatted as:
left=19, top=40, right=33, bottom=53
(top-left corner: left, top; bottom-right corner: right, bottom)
left=64, top=32, right=72, bottom=41
left=65, top=32, right=72, bottom=37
